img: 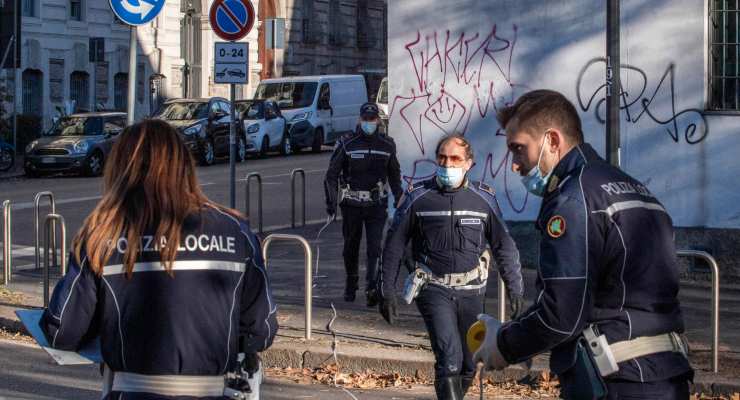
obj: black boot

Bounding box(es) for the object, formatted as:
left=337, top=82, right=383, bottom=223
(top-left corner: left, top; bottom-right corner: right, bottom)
left=461, top=376, right=474, bottom=396
left=434, top=376, right=463, bottom=400
left=365, top=257, right=380, bottom=307
left=344, top=275, right=358, bottom=302
left=365, top=287, right=379, bottom=307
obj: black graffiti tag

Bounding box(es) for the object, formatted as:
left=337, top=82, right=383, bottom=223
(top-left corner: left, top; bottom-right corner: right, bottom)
left=576, top=58, right=708, bottom=144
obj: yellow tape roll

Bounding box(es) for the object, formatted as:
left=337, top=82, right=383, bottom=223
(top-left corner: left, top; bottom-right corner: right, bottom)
left=466, top=320, right=486, bottom=353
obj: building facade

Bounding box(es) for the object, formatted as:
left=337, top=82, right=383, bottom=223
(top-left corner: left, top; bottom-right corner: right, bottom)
left=257, top=0, right=387, bottom=98
left=2, top=0, right=262, bottom=129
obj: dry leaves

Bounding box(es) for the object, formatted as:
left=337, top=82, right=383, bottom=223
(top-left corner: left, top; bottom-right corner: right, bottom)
left=691, top=394, right=740, bottom=400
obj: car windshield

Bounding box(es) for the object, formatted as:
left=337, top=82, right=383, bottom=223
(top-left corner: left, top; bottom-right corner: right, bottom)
left=47, top=117, right=102, bottom=136
left=254, top=82, right=317, bottom=110
left=377, top=79, right=388, bottom=104
left=238, top=102, right=264, bottom=119
left=156, top=102, right=209, bottom=120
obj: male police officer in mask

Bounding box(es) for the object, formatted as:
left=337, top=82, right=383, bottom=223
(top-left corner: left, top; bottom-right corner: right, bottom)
left=325, top=102, right=403, bottom=305
left=473, top=90, right=693, bottom=399
left=380, top=134, right=524, bottom=399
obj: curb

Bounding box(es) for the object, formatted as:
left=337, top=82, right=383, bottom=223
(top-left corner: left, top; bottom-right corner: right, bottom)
left=0, top=304, right=739, bottom=395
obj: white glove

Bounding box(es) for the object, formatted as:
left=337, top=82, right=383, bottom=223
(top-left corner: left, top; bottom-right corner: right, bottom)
left=472, top=314, right=509, bottom=370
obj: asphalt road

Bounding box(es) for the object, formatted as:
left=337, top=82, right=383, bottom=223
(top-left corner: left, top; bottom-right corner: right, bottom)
left=0, top=339, right=439, bottom=400
left=0, top=150, right=332, bottom=252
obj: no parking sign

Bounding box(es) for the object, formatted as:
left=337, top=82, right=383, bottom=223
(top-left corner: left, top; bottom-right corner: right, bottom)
left=209, top=0, right=255, bottom=42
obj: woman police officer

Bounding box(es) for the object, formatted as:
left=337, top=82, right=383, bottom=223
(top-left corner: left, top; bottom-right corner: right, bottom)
left=40, top=119, right=277, bottom=399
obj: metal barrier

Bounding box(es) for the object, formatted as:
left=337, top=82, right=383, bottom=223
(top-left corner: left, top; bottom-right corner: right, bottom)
left=497, top=275, right=506, bottom=322
left=2, top=200, right=10, bottom=285
left=291, top=169, right=306, bottom=228
left=677, top=249, right=720, bottom=373
left=43, top=214, right=66, bottom=307
left=245, top=173, right=263, bottom=233
left=261, top=233, right=313, bottom=340
left=34, top=192, right=56, bottom=270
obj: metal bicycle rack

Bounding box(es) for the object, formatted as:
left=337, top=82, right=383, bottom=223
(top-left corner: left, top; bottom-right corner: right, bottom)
left=262, top=233, right=313, bottom=340
left=43, top=214, right=66, bottom=307
left=2, top=200, right=10, bottom=285
left=677, top=249, right=720, bottom=373
left=34, top=191, right=56, bottom=270
left=245, top=172, right=263, bottom=233
left=497, top=275, right=506, bottom=322
left=291, top=169, right=306, bottom=228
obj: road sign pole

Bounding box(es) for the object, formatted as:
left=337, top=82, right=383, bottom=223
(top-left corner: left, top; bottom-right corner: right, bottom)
left=127, top=26, right=137, bottom=125
left=229, top=83, right=236, bottom=209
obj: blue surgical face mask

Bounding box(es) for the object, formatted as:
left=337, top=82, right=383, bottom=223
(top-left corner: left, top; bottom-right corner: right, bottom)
left=520, top=133, right=552, bottom=197
left=436, top=165, right=466, bottom=188
left=360, top=121, right=377, bottom=135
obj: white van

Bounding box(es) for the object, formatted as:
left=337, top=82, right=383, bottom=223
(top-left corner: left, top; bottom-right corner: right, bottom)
left=376, top=77, right=388, bottom=118
left=253, top=75, right=368, bottom=152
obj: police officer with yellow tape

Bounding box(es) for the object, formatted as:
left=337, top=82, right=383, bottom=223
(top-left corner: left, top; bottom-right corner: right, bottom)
left=324, top=102, right=403, bottom=305
left=380, top=134, right=523, bottom=399
left=472, top=90, right=693, bottom=399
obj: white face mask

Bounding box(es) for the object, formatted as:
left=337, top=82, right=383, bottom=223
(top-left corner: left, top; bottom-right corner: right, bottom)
left=436, top=165, right=466, bottom=188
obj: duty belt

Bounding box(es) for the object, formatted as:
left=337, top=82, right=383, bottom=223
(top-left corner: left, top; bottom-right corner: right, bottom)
left=339, top=184, right=388, bottom=203
left=583, top=325, right=689, bottom=377
left=112, top=372, right=226, bottom=397
left=417, top=260, right=489, bottom=290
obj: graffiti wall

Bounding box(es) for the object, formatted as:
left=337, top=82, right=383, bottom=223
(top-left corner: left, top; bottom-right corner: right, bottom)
left=388, top=0, right=740, bottom=229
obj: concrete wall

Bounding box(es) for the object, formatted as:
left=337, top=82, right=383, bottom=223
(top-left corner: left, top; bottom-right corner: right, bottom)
left=388, top=0, right=740, bottom=230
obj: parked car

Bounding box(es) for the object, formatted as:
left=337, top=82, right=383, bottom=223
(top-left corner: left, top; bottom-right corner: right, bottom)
left=253, top=75, right=368, bottom=152
left=236, top=99, right=290, bottom=157
left=24, top=112, right=127, bottom=177
left=155, top=97, right=245, bottom=166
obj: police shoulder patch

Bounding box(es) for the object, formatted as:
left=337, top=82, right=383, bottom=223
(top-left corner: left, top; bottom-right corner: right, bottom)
left=546, top=215, right=566, bottom=238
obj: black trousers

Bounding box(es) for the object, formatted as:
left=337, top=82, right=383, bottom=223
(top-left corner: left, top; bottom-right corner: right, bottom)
left=415, top=284, right=484, bottom=382
left=559, top=371, right=691, bottom=400
left=340, top=204, right=387, bottom=291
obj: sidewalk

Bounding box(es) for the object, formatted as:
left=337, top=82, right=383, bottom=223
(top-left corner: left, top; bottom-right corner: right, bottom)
left=1, top=220, right=739, bottom=395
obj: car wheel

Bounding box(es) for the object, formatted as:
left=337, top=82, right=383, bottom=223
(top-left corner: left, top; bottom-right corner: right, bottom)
left=311, top=128, right=324, bottom=153
left=259, top=137, right=270, bottom=158
left=0, top=148, right=14, bottom=172
left=85, top=151, right=104, bottom=176
left=201, top=140, right=215, bottom=166
left=237, top=135, right=247, bottom=162
left=280, top=133, right=292, bottom=156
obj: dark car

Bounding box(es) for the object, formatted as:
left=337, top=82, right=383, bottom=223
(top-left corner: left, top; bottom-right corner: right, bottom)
left=24, top=112, right=127, bottom=177
left=155, top=97, right=245, bottom=165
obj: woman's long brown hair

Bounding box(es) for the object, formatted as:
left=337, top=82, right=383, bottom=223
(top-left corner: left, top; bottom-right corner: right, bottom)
left=73, top=119, right=218, bottom=277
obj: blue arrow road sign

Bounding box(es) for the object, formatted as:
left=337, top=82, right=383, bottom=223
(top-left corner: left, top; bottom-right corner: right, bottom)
left=109, top=0, right=165, bottom=26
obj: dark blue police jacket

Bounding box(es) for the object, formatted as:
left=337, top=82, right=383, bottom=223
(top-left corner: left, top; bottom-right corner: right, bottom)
left=324, top=129, right=403, bottom=209
left=498, top=143, right=692, bottom=382
left=40, top=204, right=278, bottom=377
left=382, top=178, right=523, bottom=296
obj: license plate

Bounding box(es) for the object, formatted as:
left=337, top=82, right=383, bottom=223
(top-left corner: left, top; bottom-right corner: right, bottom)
left=41, top=157, right=55, bottom=164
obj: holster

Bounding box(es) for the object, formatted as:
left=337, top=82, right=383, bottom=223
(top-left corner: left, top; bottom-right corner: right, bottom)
left=561, top=338, right=608, bottom=400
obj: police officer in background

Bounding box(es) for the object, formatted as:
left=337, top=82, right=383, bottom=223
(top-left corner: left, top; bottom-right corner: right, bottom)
left=380, top=134, right=524, bottom=399
left=473, top=90, right=693, bottom=399
left=325, top=102, right=403, bottom=305
left=41, top=120, right=277, bottom=399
